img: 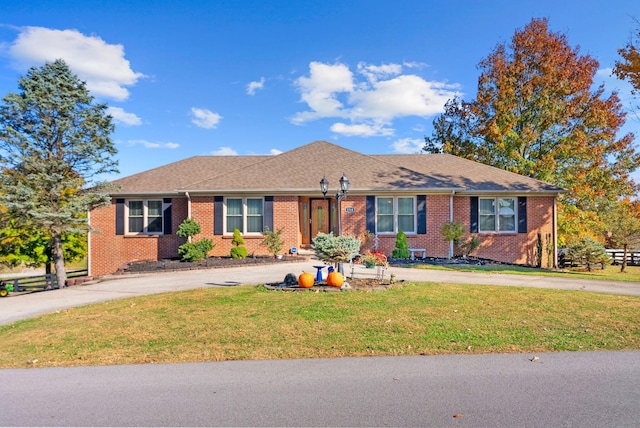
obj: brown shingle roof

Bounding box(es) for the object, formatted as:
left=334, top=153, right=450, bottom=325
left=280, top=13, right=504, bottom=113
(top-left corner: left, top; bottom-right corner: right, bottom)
left=111, top=155, right=265, bottom=194
left=111, top=140, right=564, bottom=195
left=373, top=153, right=564, bottom=193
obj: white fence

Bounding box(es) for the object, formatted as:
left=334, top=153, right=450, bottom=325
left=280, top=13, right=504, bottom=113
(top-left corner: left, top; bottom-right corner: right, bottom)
left=605, top=249, right=640, bottom=266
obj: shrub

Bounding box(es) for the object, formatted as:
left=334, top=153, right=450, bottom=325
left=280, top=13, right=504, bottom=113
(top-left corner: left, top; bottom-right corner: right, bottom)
left=457, top=236, right=480, bottom=258
left=312, top=232, right=360, bottom=265
left=440, top=221, right=464, bottom=243
left=230, top=228, right=247, bottom=259
left=176, top=217, right=201, bottom=238
left=176, top=218, right=214, bottom=262
left=230, top=246, right=248, bottom=259
left=566, top=236, right=611, bottom=271
left=440, top=221, right=479, bottom=258
left=178, top=239, right=214, bottom=262
left=391, top=230, right=410, bottom=259
left=262, top=227, right=284, bottom=256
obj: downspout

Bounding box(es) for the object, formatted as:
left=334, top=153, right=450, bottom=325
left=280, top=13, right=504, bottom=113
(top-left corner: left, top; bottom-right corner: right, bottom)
left=450, top=190, right=455, bottom=258
left=185, top=192, right=192, bottom=242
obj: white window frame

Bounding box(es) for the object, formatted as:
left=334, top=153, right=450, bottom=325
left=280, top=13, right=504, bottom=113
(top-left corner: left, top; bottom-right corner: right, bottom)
left=479, top=197, right=517, bottom=233
left=224, top=197, right=264, bottom=235
left=376, top=196, right=416, bottom=235
left=126, top=199, right=164, bottom=235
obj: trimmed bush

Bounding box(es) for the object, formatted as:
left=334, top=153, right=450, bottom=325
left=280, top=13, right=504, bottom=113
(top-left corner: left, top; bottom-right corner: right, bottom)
left=391, top=230, right=410, bottom=259
left=312, top=232, right=360, bottom=265
left=566, top=236, right=611, bottom=271
left=176, top=218, right=214, bottom=262
left=230, top=228, right=247, bottom=259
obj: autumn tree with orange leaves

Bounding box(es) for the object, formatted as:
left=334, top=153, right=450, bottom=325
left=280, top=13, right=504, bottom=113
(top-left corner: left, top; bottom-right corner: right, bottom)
left=425, top=18, right=639, bottom=245
left=614, top=21, right=640, bottom=104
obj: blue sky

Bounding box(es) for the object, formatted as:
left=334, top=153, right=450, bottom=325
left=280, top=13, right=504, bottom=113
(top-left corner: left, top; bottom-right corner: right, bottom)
left=0, top=0, right=638, bottom=180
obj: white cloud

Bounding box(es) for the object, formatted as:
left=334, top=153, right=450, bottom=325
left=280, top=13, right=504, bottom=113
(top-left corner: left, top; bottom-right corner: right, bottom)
left=350, top=75, right=458, bottom=120
left=291, top=61, right=461, bottom=137
left=357, top=62, right=402, bottom=83
left=330, top=122, right=394, bottom=137
left=8, top=26, right=144, bottom=101
left=391, top=138, right=424, bottom=154
left=129, top=140, right=179, bottom=149
left=210, top=146, right=238, bottom=156
left=269, top=149, right=283, bottom=155
left=191, top=107, right=222, bottom=129
left=291, top=62, right=354, bottom=124
left=247, top=77, right=266, bottom=95
left=107, top=107, right=142, bottom=126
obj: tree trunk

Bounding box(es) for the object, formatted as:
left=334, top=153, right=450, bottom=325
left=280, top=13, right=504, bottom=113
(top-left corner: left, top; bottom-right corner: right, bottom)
left=51, top=231, right=67, bottom=288
left=621, top=244, right=628, bottom=273
left=45, top=244, right=53, bottom=275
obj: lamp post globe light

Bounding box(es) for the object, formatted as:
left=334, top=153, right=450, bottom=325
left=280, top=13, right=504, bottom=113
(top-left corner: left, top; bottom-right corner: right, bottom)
left=319, top=174, right=349, bottom=236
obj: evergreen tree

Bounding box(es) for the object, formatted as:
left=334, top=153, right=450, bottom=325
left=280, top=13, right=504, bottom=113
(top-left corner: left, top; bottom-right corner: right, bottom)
left=230, top=228, right=248, bottom=259
left=0, top=60, right=117, bottom=288
left=566, top=237, right=611, bottom=272
left=392, top=230, right=410, bottom=259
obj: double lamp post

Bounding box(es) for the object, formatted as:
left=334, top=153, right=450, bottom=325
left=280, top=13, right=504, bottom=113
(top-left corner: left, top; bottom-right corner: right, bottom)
left=320, top=173, right=349, bottom=236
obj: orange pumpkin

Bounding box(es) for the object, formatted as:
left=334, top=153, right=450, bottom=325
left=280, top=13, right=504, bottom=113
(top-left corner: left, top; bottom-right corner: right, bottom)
left=326, top=271, right=344, bottom=287
left=298, top=272, right=315, bottom=288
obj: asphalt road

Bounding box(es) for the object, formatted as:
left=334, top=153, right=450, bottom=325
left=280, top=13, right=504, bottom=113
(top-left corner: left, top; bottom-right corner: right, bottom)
left=1, top=351, right=639, bottom=427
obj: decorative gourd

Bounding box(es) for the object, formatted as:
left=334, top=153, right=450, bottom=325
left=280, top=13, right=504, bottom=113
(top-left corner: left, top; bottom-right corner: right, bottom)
left=298, top=272, right=315, bottom=288
left=326, top=271, right=344, bottom=287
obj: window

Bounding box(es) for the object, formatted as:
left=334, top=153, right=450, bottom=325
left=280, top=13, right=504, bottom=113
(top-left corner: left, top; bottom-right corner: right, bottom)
left=479, top=197, right=516, bottom=232
left=225, top=197, right=263, bottom=234
left=376, top=196, right=415, bottom=234
left=127, top=200, right=163, bottom=234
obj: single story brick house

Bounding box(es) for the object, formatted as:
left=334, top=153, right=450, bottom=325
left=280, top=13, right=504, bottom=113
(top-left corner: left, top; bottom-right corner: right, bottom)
left=88, top=140, right=564, bottom=276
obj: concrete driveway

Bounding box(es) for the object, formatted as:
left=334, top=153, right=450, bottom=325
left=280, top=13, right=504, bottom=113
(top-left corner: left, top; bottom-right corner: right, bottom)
left=1, top=259, right=639, bottom=325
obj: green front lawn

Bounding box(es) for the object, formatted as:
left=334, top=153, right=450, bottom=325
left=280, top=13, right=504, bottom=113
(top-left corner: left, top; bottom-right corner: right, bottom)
left=1, top=281, right=639, bottom=368
left=408, top=262, right=640, bottom=282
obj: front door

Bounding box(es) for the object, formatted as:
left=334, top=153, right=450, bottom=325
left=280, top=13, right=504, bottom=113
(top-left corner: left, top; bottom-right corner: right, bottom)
left=300, top=198, right=331, bottom=246
left=311, top=199, right=330, bottom=238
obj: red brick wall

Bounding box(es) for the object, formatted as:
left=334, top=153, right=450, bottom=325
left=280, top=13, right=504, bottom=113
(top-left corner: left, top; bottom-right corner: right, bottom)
left=204, top=195, right=300, bottom=257
left=341, top=194, right=555, bottom=266
left=90, top=193, right=556, bottom=276
left=89, top=198, right=187, bottom=276
left=453, top=195, right=555, bottom=266
left=340, top=195, right=450, bottom=257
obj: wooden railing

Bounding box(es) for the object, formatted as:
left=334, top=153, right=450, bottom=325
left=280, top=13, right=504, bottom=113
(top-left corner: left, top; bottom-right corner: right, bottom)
left=605, top=249, right=640, bottom=266
left=1, top=269, right=88, bottom=292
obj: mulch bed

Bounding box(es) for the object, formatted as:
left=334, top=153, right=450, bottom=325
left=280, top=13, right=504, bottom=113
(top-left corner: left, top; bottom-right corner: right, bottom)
left=264, top=277, right=403, bottom=291
left=116, top=255, right=310, bottom=274
left=118, top=255, right=500, bottom=275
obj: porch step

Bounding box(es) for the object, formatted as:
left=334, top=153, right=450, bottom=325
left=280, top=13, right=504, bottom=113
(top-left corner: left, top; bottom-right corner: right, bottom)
left=295, top=248, right=315, bottom=256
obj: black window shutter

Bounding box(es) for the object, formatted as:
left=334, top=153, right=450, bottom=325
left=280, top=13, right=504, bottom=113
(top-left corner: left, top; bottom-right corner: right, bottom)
left=214, top=196, right=223, bottom=235
left=115, top=199, right=125, bottom=235
left=470, top=196, right=479, bottom=233
left=366, top=196, right=376, bottom=233
left=518, top=197, right=527, bottom=233
left=163, top=198, right=172, bottom=235
left=264, top=196, right=274, bottom=232
left=417, top=195, right=427, bottom=235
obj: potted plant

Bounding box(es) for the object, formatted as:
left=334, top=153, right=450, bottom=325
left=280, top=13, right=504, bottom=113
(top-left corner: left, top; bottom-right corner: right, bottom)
left=262, top=227, right=285, bottom=259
